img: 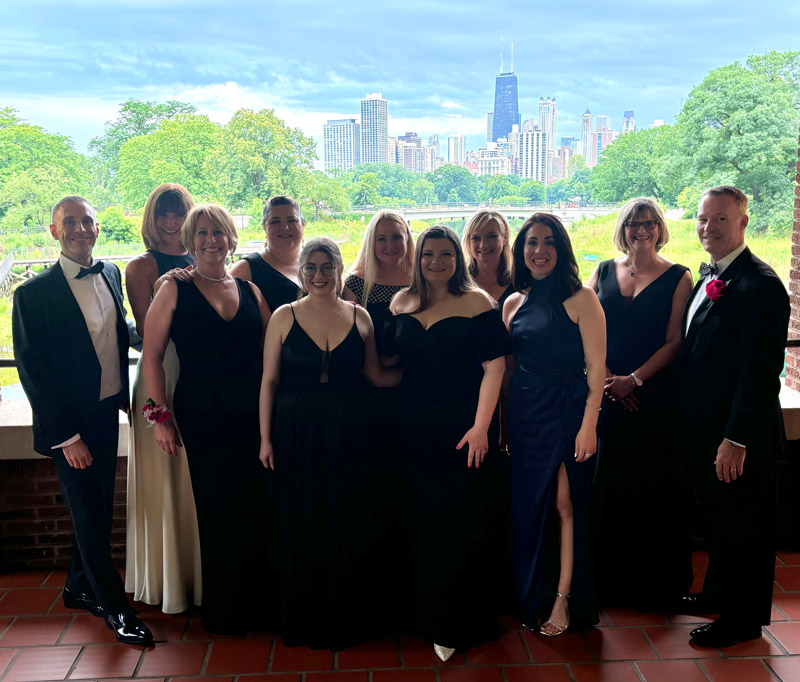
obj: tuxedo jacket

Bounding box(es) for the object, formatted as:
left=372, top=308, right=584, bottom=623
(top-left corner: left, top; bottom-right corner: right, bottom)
left=677, top=247, right=789, bottom=471
left=12, top=261, right=130, bottom=456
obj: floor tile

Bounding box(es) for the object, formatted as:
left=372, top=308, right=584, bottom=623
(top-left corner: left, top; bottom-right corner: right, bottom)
left=776, top=567, right=800, bottom=592
left=721, top=631, right=786, bottom=657
left=701, top=658, right=776, bottom=682
left=692, top=552, right=710, bottom=567
left=439, top=666, right=504, bottom=682
left=775, top=593, right=800, bottom=621
left=138, top=641, right=208, bottom=677
left=98, top=679, right=163, bottom=682
left=643, top=625, right=721, bottom=659
left=778, top=552, right=800, bottom=566
left=765, top=657, right=800, bottom=682
left=42, top=571, right=68, bottom=588
left=773, top=607, right=787, bottom=622
left=601, top=609, right=667, bottom=626
left=373, top=668, right=438, bottom=682
left=0, top=572, right=49, bottom=589
left=0, top=615, right=71, bottom=646
left=338, top=638, right=400, bottom=669
left=69, top=643, right=142, bottom=679
left=400, top=636, right=464, bottom=667
left=166, top=678, right=232, bottom=682
left=0, top=588, right=60, bottom=615
left=270, top=640, right=333, bottom=672
left=0, top=616, right=11, bottom=634
left=184, top=617, right=233, bottom=640
left=635, top=660, right=709, bottom=682
left=0, top=649, right=17, bottom=676
left=520, top=630, right=593, bottom=663
left=306, top=672, right=369, bottom=682
left=3, top=646, right=81, bottom=682
left=60, top=614, right=116, bottom=645
left=204, top=639, right=272, bottom=674
left=140, top=611, right=190, bottom=642
left=465, top=631, right=529, bottom=665
left=768, top=622, right=800, bottom=654
left=569, top=662, right=640, bottom=682
left=667, top=613, right=715, bottom=625
left=585, top=626, right=657, bottom=661
left=238, top=675, right=301, bottom=682
left=503, top=664, right=572, bottom=682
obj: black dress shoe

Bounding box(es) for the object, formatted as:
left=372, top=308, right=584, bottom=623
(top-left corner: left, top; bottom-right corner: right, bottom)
left=105, top=611, right=154, bottom=646
left=676, top=594, right=719, bottom=615
left=63, top=588, right=105, bottom=617
left=690, top=619, right=761, bottom=648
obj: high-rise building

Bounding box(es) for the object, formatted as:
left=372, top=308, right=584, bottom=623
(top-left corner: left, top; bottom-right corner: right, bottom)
left=428, top=134, right=440, bottom=156
left=588, top=119, right=618, bottom=167
left=492, top=71, right=519, bottom=142
left=518, top=128, right=549, bottom=183
left=649, top=119, right=665, bottom=129
left=596, top=115, right=610, bottom=130
left=560, top=136, right=578, bottom=151
left=621, top=110, right=636, bottom=134
left=360, top=93, right=388, bottom=164
left=447, top=133, right=466, bottom=165
left=538, top=97, right=557, bottom=153
left=398, top=131, right=422, bottom=147
left=323, top=118, right=360, bottom=173
left=486, top=113, right=494, bottom=142
left=580, top=110, right=592, bottom=159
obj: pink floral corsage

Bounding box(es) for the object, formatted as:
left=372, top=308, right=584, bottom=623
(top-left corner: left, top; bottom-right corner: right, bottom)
left=706, top=279, right=728, bottom=301
left=142, top=397, right=171, bottom=426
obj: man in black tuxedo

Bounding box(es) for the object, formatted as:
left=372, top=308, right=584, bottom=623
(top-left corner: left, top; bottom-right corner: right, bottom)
left=12, top=196, right=153, bottom=647
left=678, top=186, right=789, bottom=647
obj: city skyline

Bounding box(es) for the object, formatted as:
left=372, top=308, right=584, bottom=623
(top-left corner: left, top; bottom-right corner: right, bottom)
left=1, top=1, right=798, bottom=170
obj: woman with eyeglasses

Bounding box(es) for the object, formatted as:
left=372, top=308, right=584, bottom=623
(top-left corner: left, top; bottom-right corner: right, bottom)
left=259, top=237, right=400, bottom=650
left=587, top=197, right=693, bottom=609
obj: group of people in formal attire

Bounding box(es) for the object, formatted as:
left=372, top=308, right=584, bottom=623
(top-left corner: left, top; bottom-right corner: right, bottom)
left=12, top=183, right=789, bottom=655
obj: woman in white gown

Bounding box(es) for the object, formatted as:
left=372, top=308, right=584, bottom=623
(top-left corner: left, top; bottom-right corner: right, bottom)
left=125, top=183, right=202, bottom=613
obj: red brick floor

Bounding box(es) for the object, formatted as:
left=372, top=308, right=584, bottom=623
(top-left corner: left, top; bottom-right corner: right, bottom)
left=0, top=552, right=798, bottom=681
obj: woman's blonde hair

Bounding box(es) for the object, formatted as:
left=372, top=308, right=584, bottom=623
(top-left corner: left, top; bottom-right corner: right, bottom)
left=613, top=197, right=669, bottom=254
left=461, top=209, right=512, bottom=287
left=181, top=204, right=239, bottom=256
left=141, top=184, right=194, bottom=250
left=348, top=210, right=415, bottom=305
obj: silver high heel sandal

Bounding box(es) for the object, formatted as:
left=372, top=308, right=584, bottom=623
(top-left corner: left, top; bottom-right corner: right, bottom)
left=539, top=591, right=570, bottom=637
left=433, top=643, right=455, bottom=662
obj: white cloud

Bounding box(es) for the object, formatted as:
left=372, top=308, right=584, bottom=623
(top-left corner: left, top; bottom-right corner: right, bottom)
left=441, top=101, right=465, bottom=110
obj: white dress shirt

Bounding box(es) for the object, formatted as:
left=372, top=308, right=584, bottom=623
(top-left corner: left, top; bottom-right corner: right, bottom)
left=685, top=242, right=747, bottom=331
left=53, top=254, right=123, bottom=449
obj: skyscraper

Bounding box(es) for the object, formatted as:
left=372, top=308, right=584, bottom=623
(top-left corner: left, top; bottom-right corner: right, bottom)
left=492, top=71, right=519, bottom=142
left=518, top=128, right=549, bottom=183
left=360, top=93, right=388, bottom=164
left=447, top=133, right=466, bottom=165
left=486, top=113, right=494, bottom=142
left=323, top=118, right=360, bottom=173
left=538, top=97, right=557, bottom=153
left=580, top=110, right=592, bottom=159
left=428, top=134, right=440, bottom=156
left=596, top=115, right=610, bottom=130
left=622, top=110, right=636, bottom=134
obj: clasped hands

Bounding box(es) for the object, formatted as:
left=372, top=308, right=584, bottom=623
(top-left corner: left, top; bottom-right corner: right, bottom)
left=604, top=375, right=639, bottom=412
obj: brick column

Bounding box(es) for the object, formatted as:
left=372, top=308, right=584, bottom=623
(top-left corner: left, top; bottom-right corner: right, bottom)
left=786, top=127, right=800, bottom=390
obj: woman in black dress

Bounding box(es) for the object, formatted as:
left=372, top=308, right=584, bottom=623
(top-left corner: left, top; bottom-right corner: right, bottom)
left=503, top=214, right=606, bottom=636
left=230, top=194, right=302, bottom=310
left=389, top=225, right=511, bottom=661
left=259, top=237, right=400, bottom=650
left=462, top=209, right=515, bottom=309
left=143, top=204, right=271, bottom=634
left=587, top=197, right=693, bottom=608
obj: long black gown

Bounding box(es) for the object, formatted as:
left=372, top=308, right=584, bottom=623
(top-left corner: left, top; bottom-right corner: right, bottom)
left=241, top=252, right=300, bottom=312
left=509, top=277, right=598, bottom=630
left=391, top=308, right=512, bottom=649
left=170, top=278, right=270, bottom=633
left=594, top=260, right=693, bottom=607
left=270, top=303, right=377, bottom=650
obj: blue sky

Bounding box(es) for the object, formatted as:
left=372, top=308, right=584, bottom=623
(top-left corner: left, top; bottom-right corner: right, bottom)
left=2, top=0, right=798, bottom=167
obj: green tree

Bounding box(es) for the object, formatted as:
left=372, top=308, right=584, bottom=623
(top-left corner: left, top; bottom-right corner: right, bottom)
left=117, top=114, right=223, bottom=209
left=349, top=173, right=380, bottom=206
left=519, top=180, right=546, bottom=201
left=411, top=178, right=435, bottom=204
left=97, top=206, right=139, bottom=243
left=480, top=175, right=515, bottom=201
left=348, top=163, right=418, bottom=200
left=675, top=51, right=800, bottom=231
left=546, top=179, right=569, bottom=203
left=89, top=99, right=197, bottom=187
left=300, top=171, right=349, bottom=219
left=430, top=165, right=478, bottom=202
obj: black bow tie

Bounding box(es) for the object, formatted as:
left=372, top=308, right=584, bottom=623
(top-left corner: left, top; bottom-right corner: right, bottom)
left=76, top=262, right=104, bottom=279
left=698, top=262, right=718, bottom=279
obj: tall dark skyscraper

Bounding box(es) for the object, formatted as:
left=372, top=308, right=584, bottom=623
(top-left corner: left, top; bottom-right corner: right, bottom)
left=491, top=71, right=519, bottom=142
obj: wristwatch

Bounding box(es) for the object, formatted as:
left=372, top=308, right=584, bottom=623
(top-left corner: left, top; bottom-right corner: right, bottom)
left=629, top=372, right=643, bottom=388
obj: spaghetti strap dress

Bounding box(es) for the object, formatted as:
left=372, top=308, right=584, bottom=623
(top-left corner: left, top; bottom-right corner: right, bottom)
left=126, top=249, right=202, bottom=614
left=509, top=277, right=599, bottom=629
left=170, top=278, right=270, bottom=634
left=240, top=252, right=300, bottom=312
left=270, top=303, right=378, bottom=649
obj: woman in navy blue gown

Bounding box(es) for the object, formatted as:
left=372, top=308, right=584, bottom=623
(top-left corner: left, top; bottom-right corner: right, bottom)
left=503, top=213, right=606, bottom=635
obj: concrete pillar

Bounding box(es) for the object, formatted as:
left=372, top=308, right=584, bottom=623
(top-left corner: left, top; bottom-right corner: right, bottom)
left=785, top=127, right=800, bottom=390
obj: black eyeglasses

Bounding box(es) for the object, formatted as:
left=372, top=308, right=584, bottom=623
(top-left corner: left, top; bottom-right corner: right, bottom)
left=624, top=220, right=658, bottom=231
left=301, top=264, right=336, bottom=276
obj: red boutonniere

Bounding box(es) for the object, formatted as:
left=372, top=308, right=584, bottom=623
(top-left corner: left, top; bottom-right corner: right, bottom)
left=706, top=279, right=728, bottom=301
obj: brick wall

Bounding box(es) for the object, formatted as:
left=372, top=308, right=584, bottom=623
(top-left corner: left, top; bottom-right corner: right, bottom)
left=787, top=127, right=800, bottom=391
left=0, top=457, right=127, bottom=571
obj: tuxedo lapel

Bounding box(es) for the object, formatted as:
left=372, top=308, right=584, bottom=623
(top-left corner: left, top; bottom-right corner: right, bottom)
left=683, top=277, right=705, bottom=338
left=100, top=265, right=125, bottom=324
left=47, top=263, right=97, bottom=350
